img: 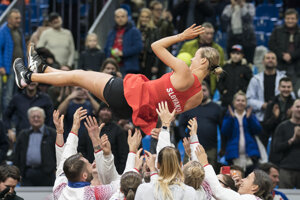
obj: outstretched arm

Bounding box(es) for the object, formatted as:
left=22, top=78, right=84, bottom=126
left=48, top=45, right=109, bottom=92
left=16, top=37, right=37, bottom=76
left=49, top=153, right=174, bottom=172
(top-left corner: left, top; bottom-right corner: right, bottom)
left=53, top=110, right=65, bottom=168
left=151, top=24, right=205, bottom=74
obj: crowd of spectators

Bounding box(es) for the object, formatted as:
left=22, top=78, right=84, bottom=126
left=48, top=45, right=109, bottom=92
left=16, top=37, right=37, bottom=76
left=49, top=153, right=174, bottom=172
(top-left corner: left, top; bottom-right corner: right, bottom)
left=0, top=0, right=299, bottom=199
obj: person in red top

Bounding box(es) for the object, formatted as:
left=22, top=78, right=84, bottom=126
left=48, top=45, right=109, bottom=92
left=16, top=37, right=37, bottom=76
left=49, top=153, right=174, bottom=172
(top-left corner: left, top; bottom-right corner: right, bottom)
left=13, top=24, right=222, bottom=135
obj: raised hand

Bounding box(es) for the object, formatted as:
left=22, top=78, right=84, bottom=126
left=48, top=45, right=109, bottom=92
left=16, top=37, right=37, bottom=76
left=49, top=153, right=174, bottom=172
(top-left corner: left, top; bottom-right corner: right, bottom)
left=84, top=116, right=105, bottom=142
left=144, top=150, right=156, bottom=172
left=178, top=24, right=205, bottom=41
left=100, top=134, right=111, bottom=155
left=187, top=117, right=198, bottom=136
left=127, top=128, right=142, bottom=153
left=53, top=110, right=64, bottom=135
left=71, top=107, right=87, bottom=133
left=134, top=148, right=144, bottom=171
left=182, top=137, right=191, bottom=158
left=156, top=101, right=175, bottom=127
left=195, top=145, right=209, bottom=166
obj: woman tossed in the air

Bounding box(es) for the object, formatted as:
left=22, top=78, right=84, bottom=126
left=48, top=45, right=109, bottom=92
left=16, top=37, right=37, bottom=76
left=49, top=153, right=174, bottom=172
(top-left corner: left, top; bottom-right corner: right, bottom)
left=13, top=24, right=221, bottom=134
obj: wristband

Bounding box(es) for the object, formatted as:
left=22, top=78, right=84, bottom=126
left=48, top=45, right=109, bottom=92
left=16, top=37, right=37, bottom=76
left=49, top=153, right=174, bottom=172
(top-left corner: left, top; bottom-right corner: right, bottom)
left=162, top=126, right=168, bottom=130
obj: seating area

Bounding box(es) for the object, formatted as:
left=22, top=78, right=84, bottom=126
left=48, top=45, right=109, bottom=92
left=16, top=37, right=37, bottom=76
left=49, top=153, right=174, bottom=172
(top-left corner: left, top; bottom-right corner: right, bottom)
left=214, top=0, right=297, bottom=50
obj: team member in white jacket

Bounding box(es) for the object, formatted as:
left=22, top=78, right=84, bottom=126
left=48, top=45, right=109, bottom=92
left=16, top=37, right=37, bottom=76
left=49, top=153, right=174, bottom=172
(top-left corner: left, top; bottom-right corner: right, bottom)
left=52, top=107, right=119, bottom=200
left=135, top=101, right=198, bottom=200
left=193, top=139, right=273, bottom=200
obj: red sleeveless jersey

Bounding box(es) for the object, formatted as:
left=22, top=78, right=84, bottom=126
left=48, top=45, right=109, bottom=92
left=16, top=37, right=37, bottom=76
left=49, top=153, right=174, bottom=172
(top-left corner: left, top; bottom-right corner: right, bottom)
left=123, top=72, right=202, bottom=135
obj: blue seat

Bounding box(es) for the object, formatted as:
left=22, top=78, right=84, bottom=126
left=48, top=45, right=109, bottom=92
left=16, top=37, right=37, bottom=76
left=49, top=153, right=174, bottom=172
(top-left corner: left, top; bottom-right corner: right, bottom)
left=255, top=31, right=268, bottom=47
left=0, top=4, right=8, bottom=16
left=214, top=31, right=227, bottom=50
left=80, top=4, right=90, bottom=17
left=256, top=4, right=279, bottom=19
left=253, top=17, right=276, bottom=32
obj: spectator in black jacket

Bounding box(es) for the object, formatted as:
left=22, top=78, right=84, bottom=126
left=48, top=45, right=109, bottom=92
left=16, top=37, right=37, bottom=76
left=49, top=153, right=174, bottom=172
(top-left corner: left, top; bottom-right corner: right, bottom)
left=78, top=103, right=129, bottom=174
left=172, top=0, right=214, bottom=33
left=264, top=77, right=294, bottom=164
left=0, top=165, right=23, bottom=200
left=14, top=107, right=56, bottom=186
left=3, top=82, right=53, bottom=143
left=78, top=33, right=105, bottom=72
left=273, top=99, right=300, bottom=189
left=269, top=8, right=300, bottom=93
left=218, top=44, right=253, bottom=108
left=0, top=121, right=9, bottom=164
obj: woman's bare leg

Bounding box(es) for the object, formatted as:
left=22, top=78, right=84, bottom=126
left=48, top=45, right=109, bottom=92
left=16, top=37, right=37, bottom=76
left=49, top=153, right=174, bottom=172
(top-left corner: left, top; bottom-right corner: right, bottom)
left=31, top=70, right=113, bottom=103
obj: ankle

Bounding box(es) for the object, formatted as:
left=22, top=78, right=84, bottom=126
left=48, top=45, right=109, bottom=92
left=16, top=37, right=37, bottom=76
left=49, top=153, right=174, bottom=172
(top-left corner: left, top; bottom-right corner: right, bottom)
left=25, top=71, right=33, bottom=84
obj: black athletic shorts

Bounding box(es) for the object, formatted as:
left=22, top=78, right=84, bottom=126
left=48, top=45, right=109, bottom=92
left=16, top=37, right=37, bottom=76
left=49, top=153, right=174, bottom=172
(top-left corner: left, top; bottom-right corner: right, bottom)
left=103, top=76, right=133, bottom=119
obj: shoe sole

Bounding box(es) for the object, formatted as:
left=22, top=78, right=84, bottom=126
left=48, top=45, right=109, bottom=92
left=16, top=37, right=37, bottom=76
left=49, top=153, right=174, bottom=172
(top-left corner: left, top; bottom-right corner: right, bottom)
left=13, top=58, right=24, bottom=89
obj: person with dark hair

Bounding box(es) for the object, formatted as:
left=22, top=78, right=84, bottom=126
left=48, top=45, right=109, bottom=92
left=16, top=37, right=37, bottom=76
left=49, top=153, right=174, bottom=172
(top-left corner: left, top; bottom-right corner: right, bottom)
left=3, top=82, right=54, bottom=143
left=217, top=174, right=238, bottom=191
left=0, top=8, right=26, bottom=113
left=195, top=144, right=273, bottom=200
left=258, top=162, right=289, bottom=200
left=269, top=8, right=300, bottom=93
left=246, top=51, right=287, bottom=123
left=53, top=107, right=118, bottom=199
left=57, top=86, right=99, bottom=140
left=218, top=44, right=253, bottom=108
left=13, top=24, right=222, bottom=136
left=100, top=58, right=122, bottom=78
left=37, top=12, right=75, bottom=67
left=0, top=165, right=23, bottom=200
left=78, top=102, right=129, bottom=174
left=263, top=77, right=295, bottom=160
left=272, top=99, right=300, bottom=189
left=35, top=47, right=60, bottom=69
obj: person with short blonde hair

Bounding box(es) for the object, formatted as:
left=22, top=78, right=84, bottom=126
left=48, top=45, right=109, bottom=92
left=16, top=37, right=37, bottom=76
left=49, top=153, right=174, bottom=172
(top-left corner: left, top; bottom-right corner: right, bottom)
left=78, top=33, right=105, bottom=71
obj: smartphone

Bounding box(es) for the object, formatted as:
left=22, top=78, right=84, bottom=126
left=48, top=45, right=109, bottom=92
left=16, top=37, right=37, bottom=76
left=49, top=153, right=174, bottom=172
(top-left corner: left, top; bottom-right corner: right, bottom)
left=221, top=166, right=231, bottom=175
